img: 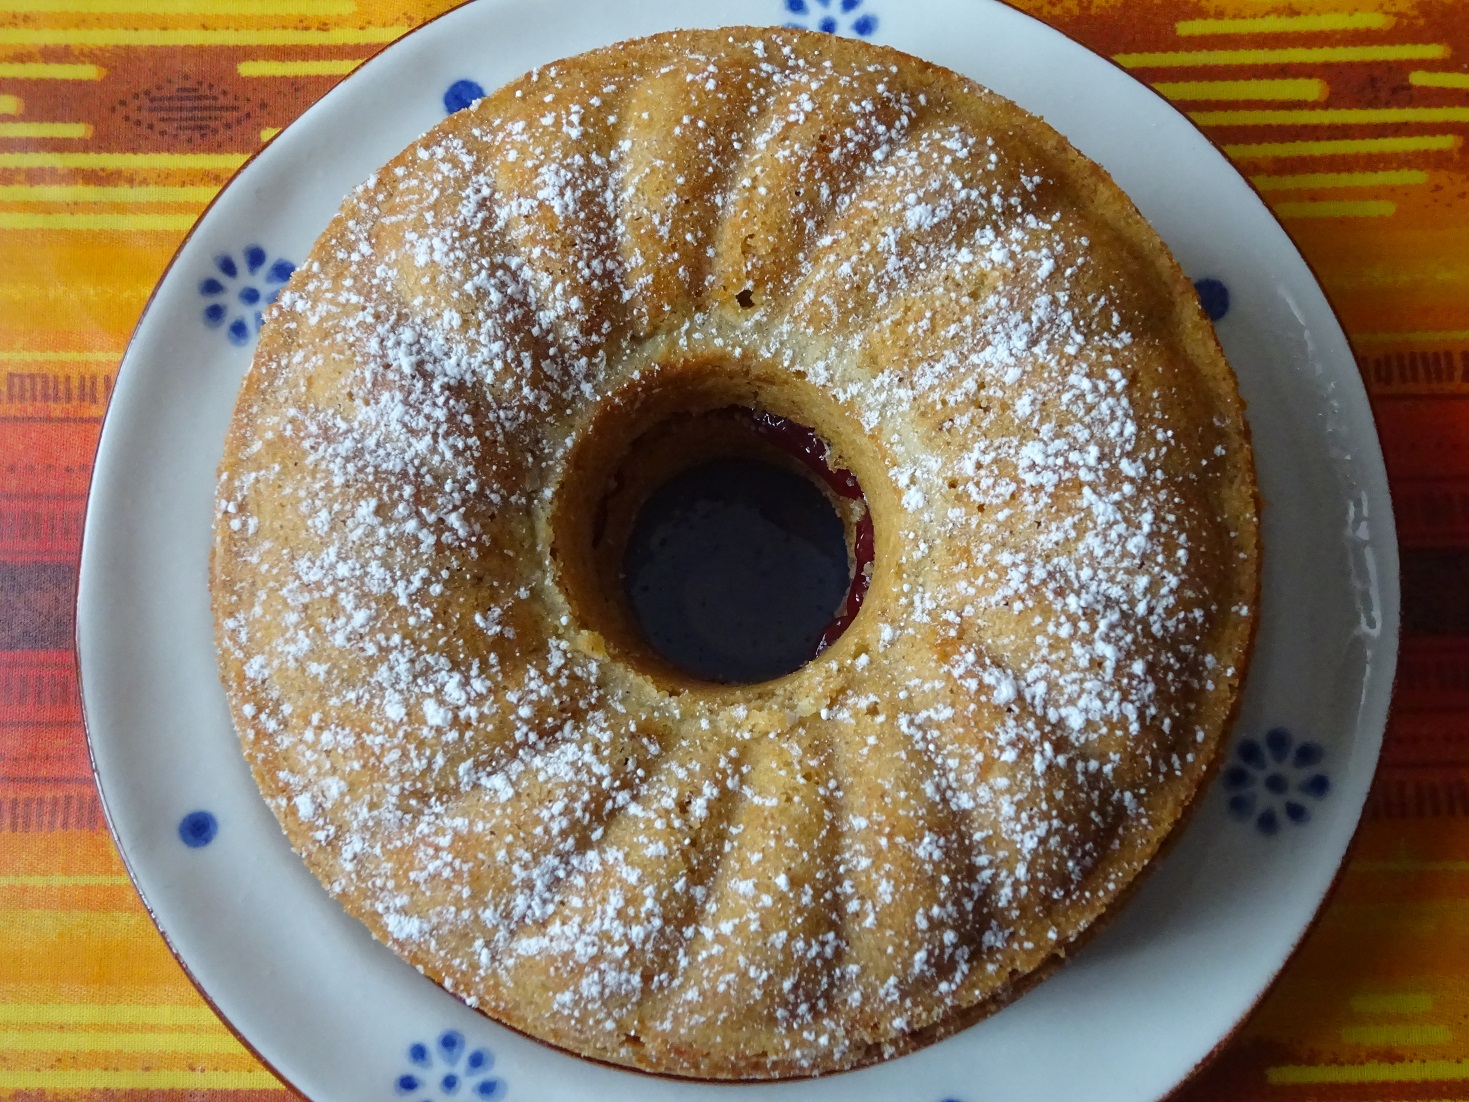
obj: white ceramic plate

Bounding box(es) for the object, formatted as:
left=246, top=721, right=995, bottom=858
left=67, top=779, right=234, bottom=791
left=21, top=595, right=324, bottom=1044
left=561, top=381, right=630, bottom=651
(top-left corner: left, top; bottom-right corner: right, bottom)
left=77, top=1, right=1400, bottom=1099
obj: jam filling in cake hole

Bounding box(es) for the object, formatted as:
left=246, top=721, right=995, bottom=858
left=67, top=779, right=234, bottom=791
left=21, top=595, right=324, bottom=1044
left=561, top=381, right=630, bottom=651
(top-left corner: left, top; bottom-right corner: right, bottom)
left=552, top=384, right=875, bottom=687
left=623, top=410, right=874, bottom=684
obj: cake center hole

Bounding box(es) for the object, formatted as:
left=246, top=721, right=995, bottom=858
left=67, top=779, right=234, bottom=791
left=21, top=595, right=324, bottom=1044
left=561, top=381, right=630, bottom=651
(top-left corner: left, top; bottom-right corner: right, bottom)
left=621, top=457, right=847, bottom=684
left=553, top=388, right=876, bottom=688
left=601, top=408, right=871, bottom=685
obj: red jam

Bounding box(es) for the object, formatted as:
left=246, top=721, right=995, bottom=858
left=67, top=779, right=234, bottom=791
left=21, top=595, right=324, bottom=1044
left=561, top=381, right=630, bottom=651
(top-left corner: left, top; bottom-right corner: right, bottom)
left=737, top=409, right=873, bottom=656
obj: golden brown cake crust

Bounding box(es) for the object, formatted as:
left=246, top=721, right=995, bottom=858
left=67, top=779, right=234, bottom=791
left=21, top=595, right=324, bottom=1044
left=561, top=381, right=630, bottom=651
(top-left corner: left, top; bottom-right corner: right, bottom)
left=212, top=27, right=1259, bottom=1079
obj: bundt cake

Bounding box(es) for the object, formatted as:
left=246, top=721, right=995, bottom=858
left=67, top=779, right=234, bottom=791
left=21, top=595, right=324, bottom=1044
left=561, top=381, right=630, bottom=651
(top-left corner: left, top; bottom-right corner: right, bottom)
left=212, top=26, right=1259, bottom=1079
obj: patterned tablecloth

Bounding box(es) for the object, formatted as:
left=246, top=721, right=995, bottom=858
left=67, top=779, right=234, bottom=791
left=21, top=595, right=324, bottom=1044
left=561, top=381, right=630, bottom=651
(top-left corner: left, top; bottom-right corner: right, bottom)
left=0, top=0, right=1465, bottom=1097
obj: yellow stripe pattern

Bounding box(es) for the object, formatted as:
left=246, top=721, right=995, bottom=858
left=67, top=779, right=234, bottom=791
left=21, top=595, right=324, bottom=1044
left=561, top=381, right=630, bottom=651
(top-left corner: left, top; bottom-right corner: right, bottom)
left=0, top=151, right=248, bottom=170
left=4, top=0, right=355, bottom=10
left=0, top=123, right=91, bottom=139
left=0, top=1030, right=248, bottom=1053
left=1176, top=12, right=1394, bottom=36
left=1355, top=330, right=1469, bottom=344
left=1410, top=70, right=1469, bottom=89
left=0, top=184, right=216, bottom=203
left=1269, top=1059, right=1469, bottom=1085
left=1272, top=199, right=1397, bottom=218
left=0, top=25, right=405, bottom=46
left=238, top=58, right=362, bottom=77
left=0, top=349, right=117, bottom=361
left=1154, top=78, right=1326, bottom=102
left=0, top=212, right=198, bottom=231
left=0, top=1070, right=283, bottom=1090
left=1193, top=106, right=1469, bottom=126
left=1251, top=169, right=1428, bottom=190
left=1116, top=44, right=1450, bottom=68
left=1342, top=1024, right=1453, bottom=1045
left=0, top=1004, right=220, bottom=1026
left=1224, top=135, right=1461, bottom=158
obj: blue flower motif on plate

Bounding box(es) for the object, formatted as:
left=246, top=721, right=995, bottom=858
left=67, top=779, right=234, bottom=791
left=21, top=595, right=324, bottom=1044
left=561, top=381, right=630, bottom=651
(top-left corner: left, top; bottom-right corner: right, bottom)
left=444, top=79, right=486, bottom=115
left=396, top=1031, right=504, bottom=1100
left=178, top=810, right=217, bottom=848
left=1193, top=276, right=1230, bottom=322
left=782, top=0, right=879, bottom=38
left=1223, top=728, right=1329, bottom=836
left=199, top=245, right=294, bottom=347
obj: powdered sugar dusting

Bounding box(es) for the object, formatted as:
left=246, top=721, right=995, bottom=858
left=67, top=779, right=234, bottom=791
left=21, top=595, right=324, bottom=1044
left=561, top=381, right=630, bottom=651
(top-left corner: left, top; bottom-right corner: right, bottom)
left=212, top=28, right=1256, bottom=1079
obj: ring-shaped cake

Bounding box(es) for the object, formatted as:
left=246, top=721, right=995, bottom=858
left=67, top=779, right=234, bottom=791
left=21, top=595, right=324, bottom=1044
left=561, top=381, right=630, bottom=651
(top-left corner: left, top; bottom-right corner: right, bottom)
left=212, top=26, right=1259, bottom=1079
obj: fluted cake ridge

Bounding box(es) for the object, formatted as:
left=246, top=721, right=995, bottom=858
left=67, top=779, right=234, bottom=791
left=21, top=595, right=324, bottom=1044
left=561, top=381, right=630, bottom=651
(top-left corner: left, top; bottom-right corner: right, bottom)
left=212, top=26, right=1259, bottom=1079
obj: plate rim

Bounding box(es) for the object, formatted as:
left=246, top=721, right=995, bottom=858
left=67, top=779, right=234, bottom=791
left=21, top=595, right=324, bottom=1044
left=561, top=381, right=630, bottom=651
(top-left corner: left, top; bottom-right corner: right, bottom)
left=73, top=0, right=1402, bottom=1097
left=1021, top=7, right=1401, bottom=1101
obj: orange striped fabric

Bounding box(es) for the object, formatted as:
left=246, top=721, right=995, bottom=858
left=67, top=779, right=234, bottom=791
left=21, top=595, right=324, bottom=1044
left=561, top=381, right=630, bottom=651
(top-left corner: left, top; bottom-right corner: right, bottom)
left=0, top=0, right=1465, bottom=1098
